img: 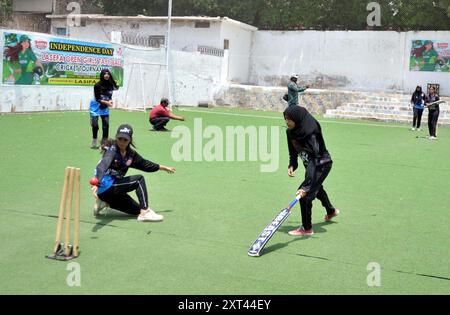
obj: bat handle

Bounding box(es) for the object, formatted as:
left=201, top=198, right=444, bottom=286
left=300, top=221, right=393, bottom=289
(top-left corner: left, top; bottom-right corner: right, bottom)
left=287, top=195, right=302, bottom=210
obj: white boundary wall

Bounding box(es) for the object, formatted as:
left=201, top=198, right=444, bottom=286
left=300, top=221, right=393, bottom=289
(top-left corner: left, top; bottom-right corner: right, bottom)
left=0, top=29, right=224, bottom=113
left=2, top=28, right=449, bottom=113
left=250, top=31, right=450, bottom=95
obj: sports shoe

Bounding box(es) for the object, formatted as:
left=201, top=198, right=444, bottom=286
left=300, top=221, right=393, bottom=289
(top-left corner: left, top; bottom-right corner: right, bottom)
left=288, top=226, right=314, bottom=236
left=93, top=199, right=108, bottom=216
left=325, top=209, right=340, bottom=221
left=411, top=127, right=415, bottom=131
left=91, top=139, right=98, bottom=149
left=137, top=209, right=164, bottom=222
left=417, top=128, right=421, bottom=131
left=429, top=136, right=437, bottom=140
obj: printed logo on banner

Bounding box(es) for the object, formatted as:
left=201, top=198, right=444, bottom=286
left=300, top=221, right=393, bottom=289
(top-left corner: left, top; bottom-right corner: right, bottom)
left=34, top=40, right=48, bottom=50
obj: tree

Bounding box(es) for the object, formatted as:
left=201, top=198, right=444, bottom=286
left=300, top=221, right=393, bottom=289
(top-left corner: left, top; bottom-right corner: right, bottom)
left=88, top=0, right=450, bottom=30
left=0, top=0, right=12, bottom=25
left=381, top=0, right=450, bottom=30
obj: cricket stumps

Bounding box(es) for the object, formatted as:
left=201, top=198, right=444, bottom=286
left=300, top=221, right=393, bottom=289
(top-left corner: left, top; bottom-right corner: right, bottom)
left=46, top=167, right=81, bottom=261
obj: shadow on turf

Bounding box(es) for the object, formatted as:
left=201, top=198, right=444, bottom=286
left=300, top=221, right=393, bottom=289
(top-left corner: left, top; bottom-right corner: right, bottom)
left=91, top=209, right=174, bottom=232
left=262, top=221, right=337, bottom=255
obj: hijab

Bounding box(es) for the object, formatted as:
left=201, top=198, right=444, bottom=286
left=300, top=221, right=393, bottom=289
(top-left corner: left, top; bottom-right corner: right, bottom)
left=98, top=69, right=118, bottom=90
left=283, top=106, right=320, bottom=140
left=414, top=86, right=423, bottom=96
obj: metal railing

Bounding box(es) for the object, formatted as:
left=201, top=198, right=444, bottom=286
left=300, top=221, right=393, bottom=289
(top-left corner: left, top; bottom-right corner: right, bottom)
left=197, top=45, right=224, bottom=57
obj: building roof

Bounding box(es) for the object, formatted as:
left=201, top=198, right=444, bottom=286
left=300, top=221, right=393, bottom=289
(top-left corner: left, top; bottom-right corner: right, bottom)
left=45, top=14, right=258, bottom=31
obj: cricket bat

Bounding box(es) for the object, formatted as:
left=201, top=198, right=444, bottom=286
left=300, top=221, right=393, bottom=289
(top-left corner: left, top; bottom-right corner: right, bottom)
left=425, top=100, right=445, bottom=108
left=248, top=195, right=301, bottom=257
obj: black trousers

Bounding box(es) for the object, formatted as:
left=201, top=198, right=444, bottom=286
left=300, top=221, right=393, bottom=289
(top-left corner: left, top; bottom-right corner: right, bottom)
left=97, top=175, right=149, bottom=215
left=299, top=162, right=334, bottom=230
left=150, top=117, right=170, bottom=130
left=412, top=108, right=424, bottom=128
left=428, top=108, right=440, bottom=137
left=91, top=115, right=109, bottom=141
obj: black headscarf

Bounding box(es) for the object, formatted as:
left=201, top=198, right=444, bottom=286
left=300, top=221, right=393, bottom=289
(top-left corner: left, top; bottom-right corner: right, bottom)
left=98, top=69, right=118, bottom=90
left=414, top=86, right=422, bottom=95
left=283, top=106, right=320, bottom=140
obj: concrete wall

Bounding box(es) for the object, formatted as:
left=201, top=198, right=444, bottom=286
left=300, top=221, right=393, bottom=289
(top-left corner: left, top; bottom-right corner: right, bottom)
left=50, top=17, right=253, bottom=83
left=171, top=50, right=223, bottom=106
left=115, top=46, right=168, bottom=110
left=50, top=18, right=224, bottom=51
left=116, top=47, right=223, bottom=109
left=0, top=29, right=224, bottom=112
left=3, top=13, right=51, bottom=33
left=13, top=0, right=53, bottom=13
left=220, top=22, right=254, bottom=83
left=250, top=31, right=450, bottom=96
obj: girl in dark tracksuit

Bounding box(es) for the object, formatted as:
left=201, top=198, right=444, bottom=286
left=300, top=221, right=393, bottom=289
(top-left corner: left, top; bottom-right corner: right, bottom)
left=284, top=106, right=339, bottom=236
left=410, top=86, right=426, bottom=130
left=89, top=69, right=119, bottom=148
left=426, top=86, right=440, bottom=140
left=91, top=124, right=176, bottom=222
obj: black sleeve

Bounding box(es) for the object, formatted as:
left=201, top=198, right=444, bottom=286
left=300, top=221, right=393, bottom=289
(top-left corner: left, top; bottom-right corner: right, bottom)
left=131, top=151, right=160, bottom=173
left=94, top=84, right=102, bottom=103
left=287, top=130, right=298, bottom=171
left=96, top=147, right=116, bottom=183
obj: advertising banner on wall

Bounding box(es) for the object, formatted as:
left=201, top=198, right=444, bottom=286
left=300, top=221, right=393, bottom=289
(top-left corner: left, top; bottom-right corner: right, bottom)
left=410, top=40, right=450, bottom=72
left=2, top=30, right=124, bottom=86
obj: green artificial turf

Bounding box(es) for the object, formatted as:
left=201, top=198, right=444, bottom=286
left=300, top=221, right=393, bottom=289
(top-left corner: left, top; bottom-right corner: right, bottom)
left=0, top=107, right=449, bottom=294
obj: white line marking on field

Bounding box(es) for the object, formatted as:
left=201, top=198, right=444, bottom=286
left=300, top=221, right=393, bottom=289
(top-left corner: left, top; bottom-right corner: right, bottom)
left=178, top=109, right=408, bottom=129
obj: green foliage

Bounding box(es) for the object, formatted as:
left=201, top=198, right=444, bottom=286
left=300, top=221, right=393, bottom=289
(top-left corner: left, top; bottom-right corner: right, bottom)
left=0, top=0, right=12, bottom=24
left=80, top=0, right=450, bottom=30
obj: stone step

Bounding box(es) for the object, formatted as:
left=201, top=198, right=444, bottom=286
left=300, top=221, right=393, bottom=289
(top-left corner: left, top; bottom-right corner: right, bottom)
left=344, top=102, right=449, bottom=109
left=336, top=106, right=450, bottom=116
left=361, top=97, right=411, bottom=103
left=328, top=108, right=450, bottom=117
left=345, top=102, right=411, bottom=109
left=339, top=106, right=412, bottom=115
left=324, top=111, right=450, bottom=124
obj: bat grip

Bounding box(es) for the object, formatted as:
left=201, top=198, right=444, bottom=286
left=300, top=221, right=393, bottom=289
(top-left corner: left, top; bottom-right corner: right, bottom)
left=288, top=195, right=301, bottom=210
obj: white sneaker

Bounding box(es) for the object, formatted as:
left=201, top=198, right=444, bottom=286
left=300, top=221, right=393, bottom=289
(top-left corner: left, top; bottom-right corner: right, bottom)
left=417, top=128, right=421, bottom=131
left=429, top=136, right=437, bottom=140
left=93, top=199, right=108, bottom=216
left=411, top=127, right=415, bottom=131
left=137, top=209, right=164, bottom=222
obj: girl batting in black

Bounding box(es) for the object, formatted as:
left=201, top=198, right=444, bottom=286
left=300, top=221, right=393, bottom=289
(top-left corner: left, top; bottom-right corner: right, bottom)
left=284, top=106, right=339, bottom=236
left=91, top=124, right=176, bottom=222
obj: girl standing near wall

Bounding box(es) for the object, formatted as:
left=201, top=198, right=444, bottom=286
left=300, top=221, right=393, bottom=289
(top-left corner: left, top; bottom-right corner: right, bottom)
left=89, top=69, right=118, bottom=148
left=426, top=86, right=440, bottom=140
left=410, top=86, right=426, bottom=131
